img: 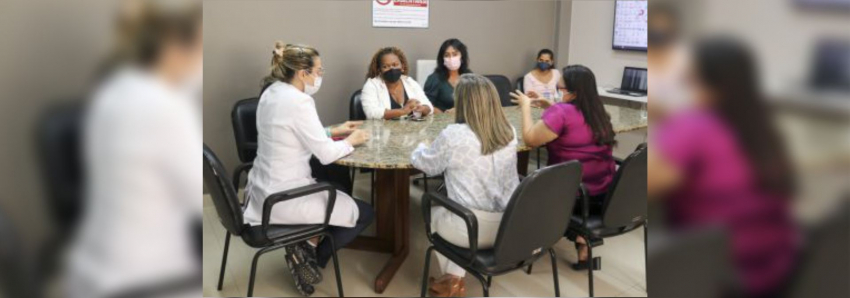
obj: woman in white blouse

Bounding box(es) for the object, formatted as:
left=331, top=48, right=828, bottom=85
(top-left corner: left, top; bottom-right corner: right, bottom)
left=412, top=74, right=520, bottom=297
left=246, top=42, right=373, bottom=295
left=522, top=49, right=563, bottom=109
left=361, top=47, right=433, bottom=120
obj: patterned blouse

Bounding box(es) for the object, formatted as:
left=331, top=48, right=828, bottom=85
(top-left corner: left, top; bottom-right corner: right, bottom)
left=411, top=124, right=520, bottom=212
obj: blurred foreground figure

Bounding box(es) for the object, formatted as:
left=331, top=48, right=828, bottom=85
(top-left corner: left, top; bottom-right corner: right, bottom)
left=647, top=3, right=693, bottom=121
left=64, top=1, right=202, bottom=297
left=649, top=37, right=800, bottom=297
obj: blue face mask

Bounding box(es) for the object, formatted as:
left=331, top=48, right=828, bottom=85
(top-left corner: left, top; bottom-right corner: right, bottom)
left=537, top=62, right=551, bottom=70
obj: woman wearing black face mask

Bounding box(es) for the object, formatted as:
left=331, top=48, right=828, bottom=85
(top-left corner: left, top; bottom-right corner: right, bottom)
left=522, top=49, right=563, bottom=108
left=361, top=47, right=433, bottom=120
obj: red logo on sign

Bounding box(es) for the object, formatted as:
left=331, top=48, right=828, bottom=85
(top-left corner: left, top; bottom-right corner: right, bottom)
left=376, top=0, right=392, bottom=5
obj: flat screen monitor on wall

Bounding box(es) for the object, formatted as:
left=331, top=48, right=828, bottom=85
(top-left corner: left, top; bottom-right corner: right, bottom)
left=612, top=0, right=648, bottom=51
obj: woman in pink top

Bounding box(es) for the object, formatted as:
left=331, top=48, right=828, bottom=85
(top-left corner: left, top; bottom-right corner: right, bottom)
left=649, top=37, right=799, bottom=297
left=523, top=49, right=562, bottom=105
left=511, top=65, right=617, bottom=270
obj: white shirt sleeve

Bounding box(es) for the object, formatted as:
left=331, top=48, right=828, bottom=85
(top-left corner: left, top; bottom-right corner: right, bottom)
left=523, top=73, right=533, bottom=93
left=292, top=99, right=354, bottom=165
left=360, top=79, right=385, bottom=120
left=411, top=129, right=450, bottom=176
left=406, top=77, right=434, bottom=110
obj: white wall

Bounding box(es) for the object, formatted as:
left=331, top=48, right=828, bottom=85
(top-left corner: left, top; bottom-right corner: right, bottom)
left=567, top=0, right=647, bottom=89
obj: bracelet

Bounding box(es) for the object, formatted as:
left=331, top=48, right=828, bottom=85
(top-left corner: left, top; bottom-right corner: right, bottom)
left=325, top=127, right=332, bottom=137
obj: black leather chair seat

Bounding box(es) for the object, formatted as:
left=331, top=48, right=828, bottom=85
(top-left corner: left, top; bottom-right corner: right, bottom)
left=570, top=214, right=644, bottom=239
left=241, top=224, right=324, bottom=248
left=431, top=235, right=520, bottom=275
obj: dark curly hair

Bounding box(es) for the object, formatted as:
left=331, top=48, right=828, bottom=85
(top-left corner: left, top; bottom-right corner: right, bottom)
left=366, top=47, right=409, bottom=79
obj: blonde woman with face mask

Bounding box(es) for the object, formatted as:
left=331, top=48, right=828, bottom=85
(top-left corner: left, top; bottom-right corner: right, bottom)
left=412, top=74, right=519, bottom=297
left=246, top=42, right=374, bottom=296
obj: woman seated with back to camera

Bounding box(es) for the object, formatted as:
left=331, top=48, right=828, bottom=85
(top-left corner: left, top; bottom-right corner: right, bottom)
left=361, top=47, right=433, bottom=120
left=511, top=65, right=617, bottom=271
left=412, top=74, right=520, bottom=297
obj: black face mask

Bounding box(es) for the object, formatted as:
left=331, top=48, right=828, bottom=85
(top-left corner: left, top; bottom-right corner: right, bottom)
left=382, top=68, right=402, bottom=83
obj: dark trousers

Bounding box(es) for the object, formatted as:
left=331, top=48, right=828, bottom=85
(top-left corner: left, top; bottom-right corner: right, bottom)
left=565, top=193, right=606, bottom=241
left=309, top=157, right=374, bottom=267
left=316, top=199, right=374, bottom=268
left=309, top=157, right=353, bottom=195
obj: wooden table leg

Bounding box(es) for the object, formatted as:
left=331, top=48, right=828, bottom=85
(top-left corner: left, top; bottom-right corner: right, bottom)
left=517, top=151, right=530, bottom=176
left=348, top=168, right=410, bottom=294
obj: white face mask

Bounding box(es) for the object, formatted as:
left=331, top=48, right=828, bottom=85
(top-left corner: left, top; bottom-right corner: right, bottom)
left=444, top=56, right=462, bottom=71
left=303, top=73, right=322, bottom=95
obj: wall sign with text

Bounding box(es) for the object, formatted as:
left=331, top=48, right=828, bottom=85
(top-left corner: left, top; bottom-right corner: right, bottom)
left=372, top=0, right=429, bottom=29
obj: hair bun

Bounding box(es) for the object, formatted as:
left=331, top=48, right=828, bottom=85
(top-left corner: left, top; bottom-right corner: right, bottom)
left=273, top=41, right=286, bottom=57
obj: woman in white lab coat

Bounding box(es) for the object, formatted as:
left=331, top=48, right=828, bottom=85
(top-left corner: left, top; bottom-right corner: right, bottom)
left=360, top=46, right=433, bottom=120
left=245, top=41, right=374, bottom=295
left=67, top=2, right=203, bottom=298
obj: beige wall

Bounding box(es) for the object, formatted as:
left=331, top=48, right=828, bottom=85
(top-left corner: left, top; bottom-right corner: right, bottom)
left=568, top=0, right=647, bottom=88
left=203, top=0, right=560, bottom=171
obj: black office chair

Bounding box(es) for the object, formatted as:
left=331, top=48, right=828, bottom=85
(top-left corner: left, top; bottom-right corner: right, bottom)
left=347, top=90, right=377, bottom=204
left=419, top=161, right=583, bottom=297
left=204, top=145, right=344, bottom=297
left=515, top=76, right=524, bottom=93
left=35, top=103, right=85, bottom=295
left=37, top=103, right=85, bottom=232
left=484, top=75, right=514, bottom=107
left=0, top=209, right=34, bottom=298
left=566, top=143, right=648, bottom=297
left=231, top=97, right=259, bottom=190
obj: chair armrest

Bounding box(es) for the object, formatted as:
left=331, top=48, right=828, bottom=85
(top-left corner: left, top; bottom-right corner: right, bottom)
left=261, top=182, right=337, bottom=233
left=421, top=192, right=479, bottom=265
left=232, top=162, right=253, bottom=191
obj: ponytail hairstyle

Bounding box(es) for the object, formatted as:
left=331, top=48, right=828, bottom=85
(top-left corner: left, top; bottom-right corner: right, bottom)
left=261, top=41, right=320, bottom=88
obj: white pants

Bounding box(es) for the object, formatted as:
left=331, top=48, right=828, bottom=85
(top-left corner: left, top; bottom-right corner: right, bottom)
left=431, top=207, right=503, bottom=277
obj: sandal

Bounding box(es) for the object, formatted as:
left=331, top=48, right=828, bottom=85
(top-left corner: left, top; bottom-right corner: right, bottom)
left=285, top=253, right=316, bottom=296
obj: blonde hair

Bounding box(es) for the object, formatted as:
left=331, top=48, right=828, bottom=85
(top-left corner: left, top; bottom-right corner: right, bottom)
left=454, top=74, right=514, bottom=155
left=262, top=41, right=320, bottom=87
left=104, top=0, right=201, bottom=71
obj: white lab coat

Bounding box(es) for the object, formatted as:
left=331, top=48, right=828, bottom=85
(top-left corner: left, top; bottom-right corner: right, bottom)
left=67, top=67, right=201, bottom=298
left=360, top=76, right=433, bottom=120
left=244, top=81, right=359, bottom=228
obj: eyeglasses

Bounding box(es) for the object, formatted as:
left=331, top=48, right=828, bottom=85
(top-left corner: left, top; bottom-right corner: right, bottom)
left=307, top=67, right=325, bottom=77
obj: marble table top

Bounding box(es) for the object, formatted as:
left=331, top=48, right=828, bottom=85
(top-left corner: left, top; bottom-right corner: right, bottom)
left=335, top=105, right=647, bottom=169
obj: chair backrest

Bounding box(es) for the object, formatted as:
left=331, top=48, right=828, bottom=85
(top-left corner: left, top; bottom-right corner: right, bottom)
left=36, top=103, right=84, bottom=231
left=0, top=209, right=27, bottom=298
left=349, top=90, right=366, bottom=121
left=231, top=97, right=259, bottom=163
left=203, top=144, right=247, bottom=236
left=602, top=144, right=648, bottom=228
left=493, top=161, right=582, bottom=265
left=484, top=75, right=514, bottom=107
left=515, top=77, right=524, bottom=93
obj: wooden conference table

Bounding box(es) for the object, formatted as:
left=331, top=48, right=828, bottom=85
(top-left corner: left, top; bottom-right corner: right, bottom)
left=334, top=105, right=646, bottom=293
